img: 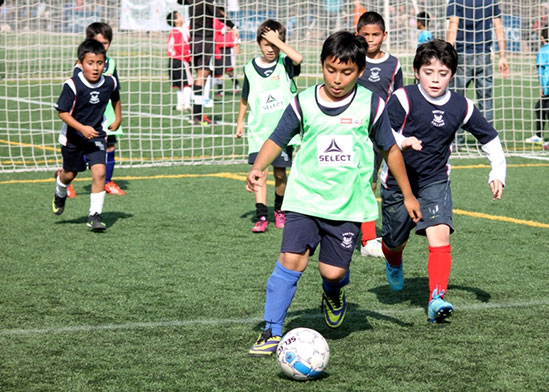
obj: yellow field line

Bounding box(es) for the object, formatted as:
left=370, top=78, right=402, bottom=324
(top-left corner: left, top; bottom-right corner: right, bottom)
left=453, top=209, right=549, bottom=229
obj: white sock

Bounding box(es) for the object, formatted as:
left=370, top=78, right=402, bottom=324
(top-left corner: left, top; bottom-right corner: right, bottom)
left=203, top=75, right=212, bottom=101
left=56, top=176, right=68, bottom=198
left=183, top=87, right=192, bottom=108
left=176, top=89, right=184, bottom=108
left=89, top=191, right=106, bottom=215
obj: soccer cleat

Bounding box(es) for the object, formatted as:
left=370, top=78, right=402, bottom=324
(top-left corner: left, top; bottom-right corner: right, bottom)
left=385, top=260, right=404, bottom=291
left=274, top=210, right=286, bottom=229
left=203, top=97, right=214, bottom=108
left=249, top=329, right=281, bottom=357
left=52, top=194, right=66, bottom=215
left=87, top=213, right=107, bottom=231
left=55, top=169, right=76, bottom=198
left=104, top=181, right=125, bottom=195
left=193, top=115, right=214, bottom=126
left=252, top=216, right=268, bottom=233
left=524, top=135, right=543, bottom=144
left=360, top=237, right=384, bottom=257
left=321, top=288, right=347, bottom=329
left=427, top=289, right=454, bottom=323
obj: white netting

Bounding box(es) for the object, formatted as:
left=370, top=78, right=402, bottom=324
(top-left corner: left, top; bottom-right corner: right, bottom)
left=0, top=0, right=546, bottom=172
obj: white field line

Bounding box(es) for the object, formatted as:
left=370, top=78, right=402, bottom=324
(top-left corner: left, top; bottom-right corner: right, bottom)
left=2, top=300, right=547, bottom=337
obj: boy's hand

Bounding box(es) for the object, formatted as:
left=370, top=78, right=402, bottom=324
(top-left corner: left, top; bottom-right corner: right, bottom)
left=81, top=125, right=99, bottom=140
left=489, top=179, right=504, bottom=200
left=404, top=195, right=422, bottom=223
left=401, top=136, right=422, bottom=151
left=108, top=119, right=121, bottom=132
left=235, top=123, right=244, bottom=138
left=262, top=28, right=281, bottom=45
left=246, top=168, right=264, bottom=193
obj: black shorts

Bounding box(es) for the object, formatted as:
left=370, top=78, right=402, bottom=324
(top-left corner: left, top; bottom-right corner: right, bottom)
left=381, top=180, right=454, bottom=248
left=61, top=138, right=107, bottom=173
left=106, top=135, right=117, bottom=146
left=248, top=145, right=293, bottom=168
left=192, top=38, right=214, bottom=69
left=214, top=47, right=233, bottom=77
left=169, top=58, right=192, bottom=88
left=281, top=212, right=360, bottom=268
left=372, top=145, right=383, bottom=183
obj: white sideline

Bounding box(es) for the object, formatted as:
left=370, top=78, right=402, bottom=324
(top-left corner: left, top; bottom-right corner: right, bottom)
left=2, top=300, right=547, bottom=336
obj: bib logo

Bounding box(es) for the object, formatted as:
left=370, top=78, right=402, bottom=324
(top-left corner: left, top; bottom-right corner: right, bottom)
left=317, top=135, right=354, bottom=167
left=260, top=91, right=284, bottom=113
left=341, top=232, right=355, bottom=249
left=431, top=110, right=445, bottom=127
left=89, top=91, right=100, bottom=104
left=368, top=67, right=381, bottom=82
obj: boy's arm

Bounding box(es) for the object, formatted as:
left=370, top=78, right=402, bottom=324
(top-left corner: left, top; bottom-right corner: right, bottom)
left=262, top=29, right=303, bottom=66
left=492, top=17, right=509, bottom=78
left=446, top=16, right=459, bottom=46
left=481, top=136, right=506, bottom=200
left=246, top=139, right=282, bottom=192
left=235, top=98, right=248, bottom=138
left=382, top=145, right=422, bottom=222
left=58, top=112, right=98, bottom=139
left=109, top=100, right=122, bottom=131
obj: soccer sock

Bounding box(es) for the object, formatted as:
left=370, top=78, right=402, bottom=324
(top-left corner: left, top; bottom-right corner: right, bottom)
left=256, top=202, right=268, bottom=219
left=203, top=75, right=212, bottom=102
left=89, top=191, right=106, bottom=215
left=192, top=85, right=203, bottom=119
left=428, top=245, right=452, bottom=296
left=360, top=220, right=377, bottom=246
left=105, top=150, right=115, bottom=183
left=264, top=260, right=302, bottom=336
left=322, top=269, right=350, bottom=301
left=274, top=192, right=284, bottom=211
left=381, top=241, right=403, bottom=267
left=176, top=89, right=184, bottom=108
left=55, top=176, right=68, bottom=198
left=182, top=86, right=192, bottom=108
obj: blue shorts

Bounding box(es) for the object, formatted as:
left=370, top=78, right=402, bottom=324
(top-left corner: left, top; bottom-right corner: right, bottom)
left=381, top=180, right=454, bottom=248
left=248, top=145, right=293, bottom=168
left=61, top=138, right=107, bottom=173
left=280, top=212, right=360, bottom=269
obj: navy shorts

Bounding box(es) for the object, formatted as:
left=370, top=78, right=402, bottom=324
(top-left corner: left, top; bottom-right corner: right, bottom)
left=248, top=145, right=293, bottom=168
left=106, top=135, right=117, bottom=146
left=61, top=138, right=107, bottom=173
left=281, top=212, right=361, bottom=269
left=381, top=180, right=454, bottom=248
left=169, top=58, right=192, bottom=88
left=192, top=39, right=214, bottom=69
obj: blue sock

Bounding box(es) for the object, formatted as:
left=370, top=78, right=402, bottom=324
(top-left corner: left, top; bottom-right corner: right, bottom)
left=105, top=150, right=115, bottom=183
left=264, top=260, right=302, bottom=336
left=322, top=268, right=350, bottom=299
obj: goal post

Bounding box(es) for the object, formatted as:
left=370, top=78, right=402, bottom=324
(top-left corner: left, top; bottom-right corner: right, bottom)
left=0, top=0, right=546, bottom=173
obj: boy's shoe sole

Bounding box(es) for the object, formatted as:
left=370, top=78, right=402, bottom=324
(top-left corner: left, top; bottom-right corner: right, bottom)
left=249, top=329, right=281, bottom=357
left=427, top=289, right=454, bottom=323
left=321, top=288, right=346, bottom=329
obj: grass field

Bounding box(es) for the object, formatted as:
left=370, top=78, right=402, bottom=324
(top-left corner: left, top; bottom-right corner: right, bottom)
left=1, top=157, right=548, bottom=391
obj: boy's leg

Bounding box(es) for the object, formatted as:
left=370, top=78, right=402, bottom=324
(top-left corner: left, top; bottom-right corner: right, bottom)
left=104, top=137, right=125, bottom=196
left=252, top=168, right=269, bottom=233
left=273, top=166, right=287, bottom=229
left=53, top=145, right=86, bottom=215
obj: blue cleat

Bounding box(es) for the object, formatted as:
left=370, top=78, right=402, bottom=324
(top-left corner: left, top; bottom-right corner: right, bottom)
left=385, top=260, right=404, bottom=291
left=249, top=329, right=281, bottom=357
left=427, top=289, right=454, bottom=323
left=322, top=288, right=347, bottom=328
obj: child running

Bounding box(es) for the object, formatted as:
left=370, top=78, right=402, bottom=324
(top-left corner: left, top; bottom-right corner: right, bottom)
left=247, top=31, right=420, bottom=356
left=380, top=39, right=506, bottom=322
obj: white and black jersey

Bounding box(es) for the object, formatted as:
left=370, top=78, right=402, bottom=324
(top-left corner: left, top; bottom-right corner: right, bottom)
left=357, top=53, right=403, bottom=102
left=55, top=72, right=120, bottom=146
left=381, top=84, right=504, bottom=190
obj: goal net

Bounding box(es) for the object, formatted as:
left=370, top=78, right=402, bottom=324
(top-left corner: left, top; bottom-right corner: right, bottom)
left=0, top=0, right=546, bottom=172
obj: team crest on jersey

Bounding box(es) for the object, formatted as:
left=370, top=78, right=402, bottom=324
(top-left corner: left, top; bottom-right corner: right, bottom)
left=340, top=231, right=355, bottom=249
left=431, top=110, right=445, bottom=127
left=368, top=67, right=381, bottom=82
left=89, top=91, right=100, bottom=104
left=340, top=118, right=363, bottom=126
left=317, top=135, right=353, bottom=167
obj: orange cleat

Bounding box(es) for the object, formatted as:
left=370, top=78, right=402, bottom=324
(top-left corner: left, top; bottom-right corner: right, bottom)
left=66, top=183, right=76, bottom=198
left=104, top=181, right=125, bottom=195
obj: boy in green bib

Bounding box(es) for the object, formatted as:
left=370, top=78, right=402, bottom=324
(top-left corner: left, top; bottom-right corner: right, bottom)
left=246, top=31, right=421, bottom=357
left=236, top=19, right=303, bottom=233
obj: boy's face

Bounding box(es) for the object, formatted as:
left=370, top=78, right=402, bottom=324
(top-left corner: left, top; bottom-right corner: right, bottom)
left=356, top=24, right=386, bottom=57
left=78, top=52, right=106, bottom=83
left=320, top=56, right=363, bottom=101
left=258, top=37, right=280, bottom=63
left=414, top=58, right=453, bottom=98
left=93, top=33, right=110, bottom=52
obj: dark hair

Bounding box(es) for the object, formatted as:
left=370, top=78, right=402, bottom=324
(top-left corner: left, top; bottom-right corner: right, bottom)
left=321, top=30, right=367, bottom=71
left=414, top=39, right=458, bottom=75
left=85, top=22, right=113, bottom=43
left=417, top=11, right=430, bottom=28
left=356, top=11, right=385, bottom=32
left=77, top=39, right=107, bottom=62
left=166, top=10, right=179, bottom=27
left=257, top=19, right=286, bottom=44
left=541, top=26, right=549, bottom=41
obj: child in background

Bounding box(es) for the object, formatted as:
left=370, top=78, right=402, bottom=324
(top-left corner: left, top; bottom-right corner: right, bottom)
left=380, top=39, right=506, bottom=322
left=53, top=39, right=121, bottom=231
left=167, top=10, right=193, bottom=112
left=213, top=7, right=240, bottom=98
left=526, top=25, right=549, bottom=150
left=416, top=11, right=433, bottom=46
left=356, top=11, right=404, bottom=258
left=247, top=31, right=420, bottom=356
left=235, top=19, right=303, bottom=233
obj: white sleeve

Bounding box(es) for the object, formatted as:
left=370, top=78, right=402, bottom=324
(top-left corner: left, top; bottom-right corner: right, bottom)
left=392, top=129, right=405, bottom=150
left=481, top=136, right=506, bottom=186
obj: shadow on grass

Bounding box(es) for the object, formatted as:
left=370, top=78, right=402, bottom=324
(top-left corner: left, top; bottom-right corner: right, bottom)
left=55, top=211, right=134, bottom=228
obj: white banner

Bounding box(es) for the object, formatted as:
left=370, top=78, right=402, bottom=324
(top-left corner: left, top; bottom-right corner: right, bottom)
left=120, top=0, right=188, bottom=31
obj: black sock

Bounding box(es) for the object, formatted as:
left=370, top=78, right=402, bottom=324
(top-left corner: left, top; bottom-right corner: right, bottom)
left=192, top=85, right=203, bottom=118
left=256, top=203, right=268, bottom=219
left=274, top=193, right=283, bottom=211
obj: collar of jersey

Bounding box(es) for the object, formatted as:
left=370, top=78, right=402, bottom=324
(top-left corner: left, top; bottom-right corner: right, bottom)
left=366, top=52, right=389, bottom=64
left=78, top=72, right=105, bottom=89
left=417, top=83, right=451, bottom=106
left=316, top=84, right=355, bottom=108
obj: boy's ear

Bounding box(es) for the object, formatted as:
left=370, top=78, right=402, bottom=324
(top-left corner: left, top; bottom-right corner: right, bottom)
left=382, top=31, right=388, bottom=41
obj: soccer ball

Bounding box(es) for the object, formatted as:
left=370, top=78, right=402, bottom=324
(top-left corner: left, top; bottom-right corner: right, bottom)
left=276, top=327, right=330, bottom=381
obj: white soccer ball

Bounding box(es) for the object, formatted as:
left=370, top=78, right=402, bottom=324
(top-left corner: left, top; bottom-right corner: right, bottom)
left=276, top=327, right=330, bottom=381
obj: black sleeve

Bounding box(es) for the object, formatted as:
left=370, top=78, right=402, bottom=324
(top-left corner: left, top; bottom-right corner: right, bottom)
left=462, top=105, right=499, bottom=145
left=369, top=96, right=396, bottom=151
left=283, top=56, right=301, bottom=78
left=241, top=73, right=249, bottom=100
left=268, top=100, right=301, bottom=147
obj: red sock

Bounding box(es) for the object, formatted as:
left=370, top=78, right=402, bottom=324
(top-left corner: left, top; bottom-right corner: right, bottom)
left=428, top=245, right=452, bottom=296
left=360, top=221, right=377, bottom=246
left=381, top=241, right=402, bottom=267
